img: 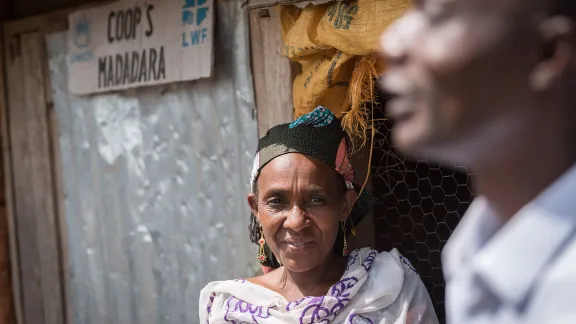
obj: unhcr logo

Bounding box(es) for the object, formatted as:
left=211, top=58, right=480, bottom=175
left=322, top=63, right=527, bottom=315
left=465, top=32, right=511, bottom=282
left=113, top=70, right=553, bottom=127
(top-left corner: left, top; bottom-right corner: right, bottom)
left=181, top=0, right=211, bottom=47
left=70, top=13, right=94, bottom=64
left=73, top=13, right=91, bottom=48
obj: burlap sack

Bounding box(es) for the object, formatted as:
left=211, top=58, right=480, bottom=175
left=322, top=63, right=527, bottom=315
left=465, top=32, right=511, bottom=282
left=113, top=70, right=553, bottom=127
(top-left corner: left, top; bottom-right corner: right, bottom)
left=279, top=0, right=410, bottom=147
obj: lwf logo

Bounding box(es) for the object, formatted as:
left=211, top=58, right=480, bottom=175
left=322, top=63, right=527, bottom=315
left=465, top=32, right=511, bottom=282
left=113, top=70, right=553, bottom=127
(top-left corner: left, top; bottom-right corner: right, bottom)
left=182, top=0, right=210, bottom=47
left=182, top=0, right=210, bottom=26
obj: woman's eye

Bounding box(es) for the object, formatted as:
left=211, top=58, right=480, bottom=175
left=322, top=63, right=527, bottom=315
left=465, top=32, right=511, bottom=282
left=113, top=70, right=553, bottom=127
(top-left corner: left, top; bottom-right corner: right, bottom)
left=267, top=198, right=284, bottom=205
left=309, top=197, right=326, bottom=204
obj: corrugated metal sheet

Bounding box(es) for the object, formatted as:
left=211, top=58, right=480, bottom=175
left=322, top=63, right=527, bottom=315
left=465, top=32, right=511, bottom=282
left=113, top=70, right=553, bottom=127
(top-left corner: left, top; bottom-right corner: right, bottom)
left=46, top=1, right=259, bottom=323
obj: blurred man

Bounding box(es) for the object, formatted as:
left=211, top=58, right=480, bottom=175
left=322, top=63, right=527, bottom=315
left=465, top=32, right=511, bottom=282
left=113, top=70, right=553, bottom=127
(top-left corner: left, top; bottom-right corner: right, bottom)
left=380, top=0, right=576, bottom=323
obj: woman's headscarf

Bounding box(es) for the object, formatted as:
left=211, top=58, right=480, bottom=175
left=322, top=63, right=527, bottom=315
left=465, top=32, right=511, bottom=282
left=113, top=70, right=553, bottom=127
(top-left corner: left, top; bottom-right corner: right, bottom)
left=249, top=106, right=375, bottom=268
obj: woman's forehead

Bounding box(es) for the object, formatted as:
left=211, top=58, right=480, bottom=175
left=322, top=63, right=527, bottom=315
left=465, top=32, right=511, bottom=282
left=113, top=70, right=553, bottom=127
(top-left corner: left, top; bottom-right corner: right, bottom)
left=258, top=154, right=337, bottom=187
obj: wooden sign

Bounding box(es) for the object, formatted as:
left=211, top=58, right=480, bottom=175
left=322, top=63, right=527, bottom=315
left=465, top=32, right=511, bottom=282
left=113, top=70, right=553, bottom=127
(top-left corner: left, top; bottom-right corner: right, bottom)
left=68, top=0, right=214, bottom=95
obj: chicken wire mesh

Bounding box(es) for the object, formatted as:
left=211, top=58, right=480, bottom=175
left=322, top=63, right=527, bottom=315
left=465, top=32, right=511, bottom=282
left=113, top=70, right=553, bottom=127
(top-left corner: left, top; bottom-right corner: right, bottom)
left=370, top=102, right=475, bottom=323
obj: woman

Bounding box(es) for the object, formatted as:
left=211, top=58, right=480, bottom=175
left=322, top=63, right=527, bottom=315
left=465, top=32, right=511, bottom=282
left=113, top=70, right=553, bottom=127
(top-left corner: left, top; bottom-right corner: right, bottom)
left=199, top=107, right=438, bottom=323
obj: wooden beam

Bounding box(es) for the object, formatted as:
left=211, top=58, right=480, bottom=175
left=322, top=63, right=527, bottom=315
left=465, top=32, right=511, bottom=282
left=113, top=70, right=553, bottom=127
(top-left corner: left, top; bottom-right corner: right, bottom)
left=3, top=30, right=64, bottom=324
left=2, top=9, right=68, bottom=35
left=249, top=8, right=296, bottom=137
left=0, top=24, right=17, bottom=324
left=0, top=0, right=14, bottom=21
left=2, top=1, right=116, bottom=35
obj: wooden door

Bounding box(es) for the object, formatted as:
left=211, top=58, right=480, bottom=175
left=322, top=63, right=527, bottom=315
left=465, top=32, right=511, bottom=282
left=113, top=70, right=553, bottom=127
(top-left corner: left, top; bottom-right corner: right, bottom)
left=0, top=23, right=16, bottom=324
left=2, top=12, right=70, bottom=324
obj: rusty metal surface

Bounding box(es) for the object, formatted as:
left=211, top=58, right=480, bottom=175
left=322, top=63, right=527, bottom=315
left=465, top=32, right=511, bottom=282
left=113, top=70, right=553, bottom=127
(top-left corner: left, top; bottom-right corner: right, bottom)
left=46, top=1, right=259, bottom=323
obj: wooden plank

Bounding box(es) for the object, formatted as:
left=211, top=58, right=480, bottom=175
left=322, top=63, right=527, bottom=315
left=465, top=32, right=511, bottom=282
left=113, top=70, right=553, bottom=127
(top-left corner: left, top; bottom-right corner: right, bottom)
left=2, top=10, right=68, bottom=36
left=0, top=0, right=14, bottom=20
left=2, top=0, right=114, bottom=36
left=1, top=29, right=24, bottom=324
left=249, top=8, right=295, bottom=137
left=2, top=8, right=92, bottom=324
left=4, top=31, right=64, bottom=324
left=4, top=31, right=37, bottom=324
left=22, top=31, right=63, bottom=324
left=0, top=25, right=17, bottom=324
left=12, top=0, right=96, bottom=19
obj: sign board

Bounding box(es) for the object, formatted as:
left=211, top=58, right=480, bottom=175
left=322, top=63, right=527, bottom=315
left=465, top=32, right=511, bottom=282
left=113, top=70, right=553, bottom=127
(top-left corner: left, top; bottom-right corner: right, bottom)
left=247, top=0, right=339, bottom=10
left=68, top=0, right=214, bottom=95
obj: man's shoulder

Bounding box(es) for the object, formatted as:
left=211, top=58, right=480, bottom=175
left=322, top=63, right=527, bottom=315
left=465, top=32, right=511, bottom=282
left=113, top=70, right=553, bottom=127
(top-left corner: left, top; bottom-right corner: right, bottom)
left=538, top=234, right=576, bottom=289
left=528, top=235, right=576, bottom=321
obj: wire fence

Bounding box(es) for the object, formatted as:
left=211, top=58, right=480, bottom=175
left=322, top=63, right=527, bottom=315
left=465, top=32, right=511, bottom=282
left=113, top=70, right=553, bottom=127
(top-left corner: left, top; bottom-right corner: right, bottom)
left=370, top=103, right=475, bottom=323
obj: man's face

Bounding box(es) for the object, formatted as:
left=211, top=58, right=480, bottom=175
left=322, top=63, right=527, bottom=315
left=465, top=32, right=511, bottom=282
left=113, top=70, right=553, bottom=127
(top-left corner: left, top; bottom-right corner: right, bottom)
left=380, top=0, right=542, bottom=165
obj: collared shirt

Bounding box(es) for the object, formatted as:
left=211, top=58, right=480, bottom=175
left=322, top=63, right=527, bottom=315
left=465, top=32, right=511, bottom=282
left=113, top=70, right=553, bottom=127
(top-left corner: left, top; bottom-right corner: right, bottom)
left=443, top=164, right=576, bottom=324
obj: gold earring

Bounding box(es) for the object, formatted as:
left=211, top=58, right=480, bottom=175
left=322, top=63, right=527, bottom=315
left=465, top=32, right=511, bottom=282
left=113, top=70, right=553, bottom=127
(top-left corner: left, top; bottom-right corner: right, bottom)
left=341, top=221, right=348, bottom=256
left=257, top=228, right=267, bottom=264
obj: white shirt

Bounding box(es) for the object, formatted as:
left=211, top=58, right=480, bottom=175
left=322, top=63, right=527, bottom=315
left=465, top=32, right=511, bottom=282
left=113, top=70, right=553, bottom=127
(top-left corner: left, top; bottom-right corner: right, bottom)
left=443, top=164, right=576, bottom=324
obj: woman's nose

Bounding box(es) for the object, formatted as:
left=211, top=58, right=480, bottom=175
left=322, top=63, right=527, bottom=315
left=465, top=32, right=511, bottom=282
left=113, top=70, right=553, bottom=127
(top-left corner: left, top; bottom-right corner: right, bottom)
left=283, top=205, right=309, bottom=232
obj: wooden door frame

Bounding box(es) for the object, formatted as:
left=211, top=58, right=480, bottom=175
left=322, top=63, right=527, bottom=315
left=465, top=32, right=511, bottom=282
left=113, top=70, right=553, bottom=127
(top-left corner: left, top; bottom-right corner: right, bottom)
left=248, top=7, right=297, bottom=137
left=0, top=22, right=16, bottom=324
left=1, top=9, right=71, bottom=324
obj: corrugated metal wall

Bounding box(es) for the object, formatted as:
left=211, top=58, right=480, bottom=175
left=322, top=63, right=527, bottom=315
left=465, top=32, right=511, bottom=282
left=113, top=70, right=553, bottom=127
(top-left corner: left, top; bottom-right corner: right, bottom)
left=46, top=1, right=259, bottom=323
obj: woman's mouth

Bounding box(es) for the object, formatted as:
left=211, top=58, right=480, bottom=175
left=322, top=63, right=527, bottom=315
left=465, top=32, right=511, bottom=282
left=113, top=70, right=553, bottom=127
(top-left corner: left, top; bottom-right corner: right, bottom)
left=283, top=241, right=314, bottom=253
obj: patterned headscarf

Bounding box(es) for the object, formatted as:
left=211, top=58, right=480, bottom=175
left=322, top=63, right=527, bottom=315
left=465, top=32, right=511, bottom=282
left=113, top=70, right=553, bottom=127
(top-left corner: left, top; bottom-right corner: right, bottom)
left=250, top=106, right=374, bottom=268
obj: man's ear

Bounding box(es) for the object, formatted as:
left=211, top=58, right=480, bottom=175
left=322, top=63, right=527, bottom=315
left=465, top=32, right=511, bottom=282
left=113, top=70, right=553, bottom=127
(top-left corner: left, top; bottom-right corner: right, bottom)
left=340, top=190, right=357, bottom=221
left=530, top=16, right=575, bottom=90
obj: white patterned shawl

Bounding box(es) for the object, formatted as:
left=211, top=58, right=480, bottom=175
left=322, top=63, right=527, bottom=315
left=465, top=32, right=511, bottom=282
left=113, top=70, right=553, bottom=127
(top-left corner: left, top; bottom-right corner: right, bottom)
left=199, top=248, right=439, bottom=324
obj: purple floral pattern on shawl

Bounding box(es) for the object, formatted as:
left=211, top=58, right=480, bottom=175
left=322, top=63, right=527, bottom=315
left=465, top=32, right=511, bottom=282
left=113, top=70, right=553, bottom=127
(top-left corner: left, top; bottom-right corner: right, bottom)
left=206, top=292, right=216, bottom=324
left=206, top=248, right=381, bottom=323
left=286, top=297, right=315, bottom=312
left=348, top=314, right=374, bottom=324
left=224, top=296, right=274, bottom=323
left=345, top=250, right=359, bottom=271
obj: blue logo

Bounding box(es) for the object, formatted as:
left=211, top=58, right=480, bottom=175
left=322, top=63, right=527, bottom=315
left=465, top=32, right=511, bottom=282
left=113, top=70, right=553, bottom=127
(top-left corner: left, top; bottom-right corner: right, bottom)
left=182, top=0, right=210, bottom=26
left=73, top=13, right=91, bottom=48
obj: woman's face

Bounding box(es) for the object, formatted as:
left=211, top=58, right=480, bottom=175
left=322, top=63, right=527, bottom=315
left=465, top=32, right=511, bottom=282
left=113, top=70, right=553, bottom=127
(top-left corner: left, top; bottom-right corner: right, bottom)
left=249, top=153, right=356, bottom=273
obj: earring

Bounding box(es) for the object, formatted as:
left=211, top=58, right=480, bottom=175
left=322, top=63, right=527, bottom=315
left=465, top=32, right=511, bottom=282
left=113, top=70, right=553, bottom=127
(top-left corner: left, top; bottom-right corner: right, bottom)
left=257, top=228, right=267, bottom=264
left=341, top=221, right=348, bottom=256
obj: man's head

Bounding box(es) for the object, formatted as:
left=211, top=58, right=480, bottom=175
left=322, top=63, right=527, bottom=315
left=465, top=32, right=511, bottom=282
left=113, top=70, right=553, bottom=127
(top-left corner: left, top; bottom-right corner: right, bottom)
left=380, top=0, right=576, bottom=167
